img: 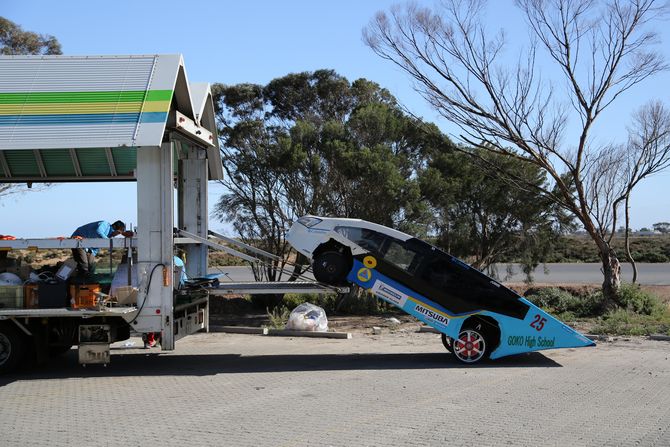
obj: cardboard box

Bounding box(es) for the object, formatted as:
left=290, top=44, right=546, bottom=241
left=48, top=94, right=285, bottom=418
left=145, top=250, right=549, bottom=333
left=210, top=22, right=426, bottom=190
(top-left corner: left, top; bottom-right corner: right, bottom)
left=24, top=284, right=39, bottom=308
left=115, top=286, right=138, bottom=306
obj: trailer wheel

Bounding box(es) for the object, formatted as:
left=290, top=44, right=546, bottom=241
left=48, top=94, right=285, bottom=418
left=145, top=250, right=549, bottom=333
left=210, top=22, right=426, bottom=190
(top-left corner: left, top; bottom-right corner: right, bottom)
left=452, top=326, right=487, bottom=364
left=0, top=323, right=26, bottom=374
left=440, top=333, right=453, bottom=353
left=313, top=251, right=350, bottom=285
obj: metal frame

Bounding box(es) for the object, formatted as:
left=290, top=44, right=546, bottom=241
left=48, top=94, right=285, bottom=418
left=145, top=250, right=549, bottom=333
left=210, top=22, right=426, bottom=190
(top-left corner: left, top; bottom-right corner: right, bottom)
left=209, top=282, right=348, bottom=295
left=0, top=238, right=136, bottom=250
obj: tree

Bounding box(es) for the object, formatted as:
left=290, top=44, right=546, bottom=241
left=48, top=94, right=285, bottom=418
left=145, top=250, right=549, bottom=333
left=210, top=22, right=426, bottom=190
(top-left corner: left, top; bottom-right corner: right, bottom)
left=420, top=147, right=574, bottom=279
left=212, top=70, right=437, bottom=281
left=619, top=101, right=670, bottom=282
left=0, top=17, right=61, bottom=55
left=652, top=222, right=670, bottom=233
left=0, top=17, right=61, bottom=200
left=364, top=0, right=670, bottom=308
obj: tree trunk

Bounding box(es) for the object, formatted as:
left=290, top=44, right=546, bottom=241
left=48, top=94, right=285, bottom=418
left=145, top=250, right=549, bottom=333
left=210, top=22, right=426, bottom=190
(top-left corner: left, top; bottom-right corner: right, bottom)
left=623, top=194, right=638, bottom=283
left=288, top=252, right=309, bottom=281
left=600, top=248, right=622, bottom=311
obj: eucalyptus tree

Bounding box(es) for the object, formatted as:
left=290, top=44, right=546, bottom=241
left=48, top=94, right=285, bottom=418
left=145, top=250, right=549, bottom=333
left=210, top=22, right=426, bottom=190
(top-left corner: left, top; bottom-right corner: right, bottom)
left=212, top=70, right=436, bottom=281
left=364, top=0, right=670, bottom=308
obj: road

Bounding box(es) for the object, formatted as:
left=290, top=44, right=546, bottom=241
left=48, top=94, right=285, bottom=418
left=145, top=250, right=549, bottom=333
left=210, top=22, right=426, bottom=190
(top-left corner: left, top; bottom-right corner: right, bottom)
left=0, top=331, right=668, bottom=446
left=211, top=263, right=670, bottom=285
left=497, top=263, right=670, bottom=285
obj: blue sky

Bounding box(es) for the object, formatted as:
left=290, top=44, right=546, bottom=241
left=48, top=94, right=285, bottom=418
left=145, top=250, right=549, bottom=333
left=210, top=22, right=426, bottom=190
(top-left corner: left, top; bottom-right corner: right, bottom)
left=1, top=0, right=669, bottom=236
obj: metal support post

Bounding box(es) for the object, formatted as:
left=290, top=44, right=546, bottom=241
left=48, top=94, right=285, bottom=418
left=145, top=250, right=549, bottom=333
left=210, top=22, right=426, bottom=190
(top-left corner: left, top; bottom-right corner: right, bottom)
left=135, top=143, right=175, bottom=350
left=177, top=143, right=209, bottom=278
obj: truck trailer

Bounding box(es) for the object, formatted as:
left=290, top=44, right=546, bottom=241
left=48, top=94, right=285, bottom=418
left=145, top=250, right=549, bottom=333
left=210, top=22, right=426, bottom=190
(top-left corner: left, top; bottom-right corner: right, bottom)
left=0, top=54, right=278, bottom=373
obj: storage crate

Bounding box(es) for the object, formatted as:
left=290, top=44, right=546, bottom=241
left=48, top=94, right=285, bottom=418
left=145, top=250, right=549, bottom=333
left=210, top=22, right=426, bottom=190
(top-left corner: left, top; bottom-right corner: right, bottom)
left=24, top=284, right=39, bottom=308
left=69, top=284, right=101, bottom=309
left=0, top=286, right=24, bottom=309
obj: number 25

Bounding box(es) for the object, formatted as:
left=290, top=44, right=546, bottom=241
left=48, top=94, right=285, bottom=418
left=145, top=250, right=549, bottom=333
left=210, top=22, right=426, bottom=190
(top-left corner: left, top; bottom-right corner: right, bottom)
left=530, top=314, right=546, bottom=331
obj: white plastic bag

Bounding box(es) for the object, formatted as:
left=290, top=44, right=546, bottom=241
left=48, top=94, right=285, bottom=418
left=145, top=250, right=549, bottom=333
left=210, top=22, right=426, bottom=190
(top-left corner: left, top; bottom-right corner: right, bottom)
left=285, top=302, right=328, bottom=332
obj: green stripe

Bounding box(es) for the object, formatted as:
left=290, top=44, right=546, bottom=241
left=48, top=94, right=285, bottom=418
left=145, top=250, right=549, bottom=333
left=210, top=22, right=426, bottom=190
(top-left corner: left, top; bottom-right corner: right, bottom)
left=0, top=90, right=173, bottom=104
left=144, top=90, right=173, bottom=101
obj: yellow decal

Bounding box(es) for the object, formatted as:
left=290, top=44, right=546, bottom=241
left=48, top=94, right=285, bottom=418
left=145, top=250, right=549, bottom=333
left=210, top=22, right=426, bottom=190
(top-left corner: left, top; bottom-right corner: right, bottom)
left=363, top=256, right=377, bottom=268
left=357, top=267, right=372, bottom=282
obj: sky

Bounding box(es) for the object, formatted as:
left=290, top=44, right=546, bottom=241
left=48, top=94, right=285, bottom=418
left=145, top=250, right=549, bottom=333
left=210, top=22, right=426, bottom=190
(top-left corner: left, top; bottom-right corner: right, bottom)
left=1, top=0, right=669, bottom=237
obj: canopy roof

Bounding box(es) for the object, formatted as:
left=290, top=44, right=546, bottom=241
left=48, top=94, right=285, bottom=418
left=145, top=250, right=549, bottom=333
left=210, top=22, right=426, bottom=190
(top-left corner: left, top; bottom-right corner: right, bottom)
left=0, top=54, right=222, bottom=182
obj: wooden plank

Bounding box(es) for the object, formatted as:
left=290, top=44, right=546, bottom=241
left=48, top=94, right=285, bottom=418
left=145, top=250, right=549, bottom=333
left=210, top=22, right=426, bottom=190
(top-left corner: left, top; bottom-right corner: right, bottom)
left=267, top=329, right=352, bottom=339
left=209, top=326, right=268, bottom=335
left=418, top=326, right=440, bottom=334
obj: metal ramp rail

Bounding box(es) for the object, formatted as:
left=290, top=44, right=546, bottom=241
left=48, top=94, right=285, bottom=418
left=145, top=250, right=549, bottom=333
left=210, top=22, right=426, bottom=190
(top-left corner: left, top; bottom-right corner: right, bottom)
left=208, top=281, right=348, bottom=295
left=176, top=229, right=348, bottom=296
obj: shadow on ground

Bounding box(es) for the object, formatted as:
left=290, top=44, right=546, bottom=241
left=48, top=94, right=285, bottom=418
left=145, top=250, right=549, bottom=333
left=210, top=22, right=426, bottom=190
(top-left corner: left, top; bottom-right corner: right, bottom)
left=0, top=349, right=560, bottom=386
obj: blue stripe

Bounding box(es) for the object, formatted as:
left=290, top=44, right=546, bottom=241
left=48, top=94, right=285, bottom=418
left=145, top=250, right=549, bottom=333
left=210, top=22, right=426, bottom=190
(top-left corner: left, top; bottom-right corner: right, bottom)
left=0, top=112, right=167, bottom=126
left=139, top=112, right=167, bottom=123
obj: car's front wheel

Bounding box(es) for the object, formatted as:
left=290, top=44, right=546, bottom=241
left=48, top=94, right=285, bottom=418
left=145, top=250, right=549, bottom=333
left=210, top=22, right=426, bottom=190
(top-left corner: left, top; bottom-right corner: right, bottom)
left=313, top=251, right=350, bottom=285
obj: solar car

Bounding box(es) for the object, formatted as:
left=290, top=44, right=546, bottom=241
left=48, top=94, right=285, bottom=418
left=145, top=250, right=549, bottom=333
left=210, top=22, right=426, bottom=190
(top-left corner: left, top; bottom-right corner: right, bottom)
left=287, top=215, right=595, bottom=364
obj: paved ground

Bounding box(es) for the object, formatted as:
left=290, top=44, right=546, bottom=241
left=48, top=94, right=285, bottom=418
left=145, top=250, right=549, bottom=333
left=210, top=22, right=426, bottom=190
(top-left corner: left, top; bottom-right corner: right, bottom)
left=0, top=331, right=669, bottom=447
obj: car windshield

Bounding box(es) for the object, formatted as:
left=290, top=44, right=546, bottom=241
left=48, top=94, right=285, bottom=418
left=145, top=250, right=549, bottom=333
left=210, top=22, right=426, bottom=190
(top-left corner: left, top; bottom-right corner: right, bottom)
left=335, top=226, right=423, bottom=273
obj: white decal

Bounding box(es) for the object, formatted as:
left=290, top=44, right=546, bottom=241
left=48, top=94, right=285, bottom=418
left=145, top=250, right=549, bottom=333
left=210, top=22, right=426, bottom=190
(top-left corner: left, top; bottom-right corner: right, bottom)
left=414, top=304, right=450, bottom=326
left=371, top=280, right=408, bottom=307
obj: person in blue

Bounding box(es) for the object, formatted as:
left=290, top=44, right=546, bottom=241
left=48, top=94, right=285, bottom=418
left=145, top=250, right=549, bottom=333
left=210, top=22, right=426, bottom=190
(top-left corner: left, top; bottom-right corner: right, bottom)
left=71, top=220, right=132, bottom=277
left=173, top=254, right=188, bottom=288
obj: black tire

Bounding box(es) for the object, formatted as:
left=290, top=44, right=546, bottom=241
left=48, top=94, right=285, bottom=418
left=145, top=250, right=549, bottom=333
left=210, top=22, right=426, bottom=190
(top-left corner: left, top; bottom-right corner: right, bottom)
left=441, top=333, right=453, bottom=353
left=313, top=251, right=350, bottom=285
left=451, top=325, right=488, bottom=364
left=0, top=323, right=27, bottom=374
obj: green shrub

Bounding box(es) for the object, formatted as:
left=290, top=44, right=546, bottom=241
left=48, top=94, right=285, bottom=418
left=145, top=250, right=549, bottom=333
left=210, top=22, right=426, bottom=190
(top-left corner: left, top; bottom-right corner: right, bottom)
left=265, top=305, right=290, bottom=329
left=592, top=308, right=670, bottom=336
left=617, top=284, right=665, bottom=315
left=338, top=289, right=391, bottom=315
left=525, top=287, right=601, bottom=317
left=636, top=252, right=669, bottom=263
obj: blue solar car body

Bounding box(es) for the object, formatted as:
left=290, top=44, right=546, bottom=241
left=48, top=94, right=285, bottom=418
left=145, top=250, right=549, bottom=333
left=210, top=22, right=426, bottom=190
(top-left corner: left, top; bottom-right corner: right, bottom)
left=287, top=216, right=595, bottom=363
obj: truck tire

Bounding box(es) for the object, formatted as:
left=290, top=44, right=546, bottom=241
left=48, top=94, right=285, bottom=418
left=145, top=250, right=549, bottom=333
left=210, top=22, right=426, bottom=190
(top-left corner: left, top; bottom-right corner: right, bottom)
left=0, top=323, right=26, bottom=374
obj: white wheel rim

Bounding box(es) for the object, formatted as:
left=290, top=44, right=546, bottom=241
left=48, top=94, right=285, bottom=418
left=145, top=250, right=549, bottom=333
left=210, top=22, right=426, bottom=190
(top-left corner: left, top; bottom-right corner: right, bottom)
left=453, top=329, right=485, bottom=363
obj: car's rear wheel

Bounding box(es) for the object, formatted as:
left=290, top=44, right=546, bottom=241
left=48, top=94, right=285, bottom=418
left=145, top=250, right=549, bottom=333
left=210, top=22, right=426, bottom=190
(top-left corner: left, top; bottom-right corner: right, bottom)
left=313, top=251, right=350, bottom=285
left=452, top=326, right=487, bottom=364
left=441, top=333, right=453, bottom=353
